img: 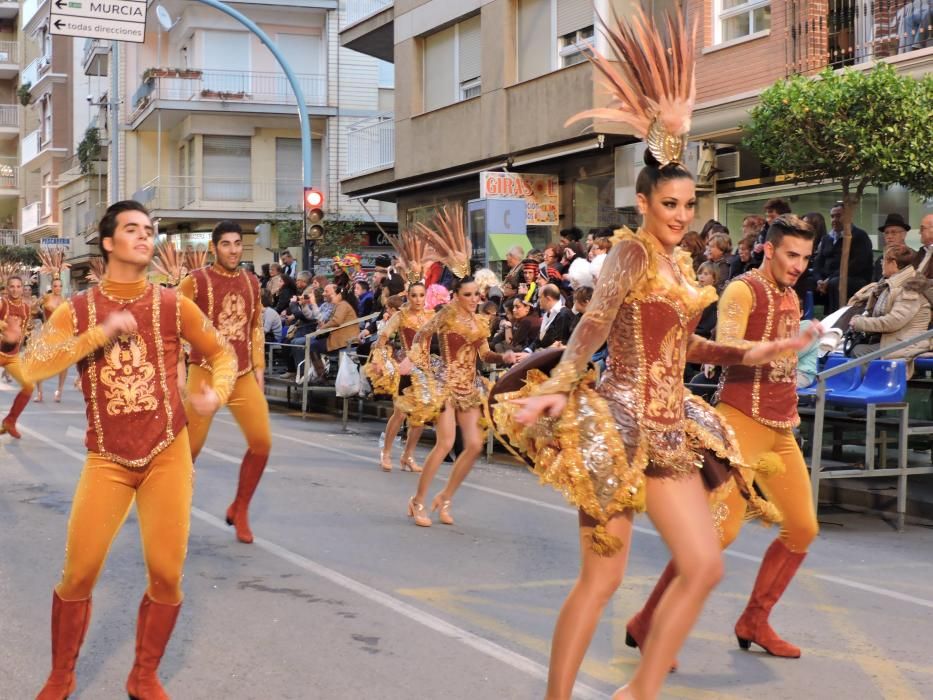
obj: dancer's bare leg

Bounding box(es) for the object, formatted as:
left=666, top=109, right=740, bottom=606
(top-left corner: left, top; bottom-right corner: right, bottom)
left=435, top=406, right=485, bottom=499
left=545, top=511, right=634, bottom=700
left=412, top=403, right=455, bottom=504
left=381, top=408, right=406, bottom=469
left=626, top=473, right=723, bottom=699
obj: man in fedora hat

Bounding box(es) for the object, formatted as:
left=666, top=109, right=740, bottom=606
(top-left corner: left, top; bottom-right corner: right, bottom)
left=872, top=213, right=914, bottom=282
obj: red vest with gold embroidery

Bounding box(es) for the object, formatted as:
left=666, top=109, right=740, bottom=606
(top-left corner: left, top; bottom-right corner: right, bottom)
left=717, top=271, right=800, bottom=428
left=0, top=297, right=30, bottom=355
left=188, top=267, right=258, bottom=376
left=72, top=284, right=187, bottom=468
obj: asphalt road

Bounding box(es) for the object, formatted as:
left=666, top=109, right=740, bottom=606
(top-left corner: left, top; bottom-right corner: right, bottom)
left=2, top=377, right=932, bottom=699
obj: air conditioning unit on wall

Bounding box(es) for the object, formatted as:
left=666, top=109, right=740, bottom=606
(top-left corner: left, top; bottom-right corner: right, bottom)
left=715, top=152, right=741, bottom=180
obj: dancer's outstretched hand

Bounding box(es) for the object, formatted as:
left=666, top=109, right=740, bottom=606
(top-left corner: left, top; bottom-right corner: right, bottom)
left=101, top=310, right=138, bottom=338
left=743, top=321, right=825, bottom=365
left=189, top=380, right=220, bottom=417
left=513, top=394, right=567, bottom=425
left=398, top=357, right=413, bottom=376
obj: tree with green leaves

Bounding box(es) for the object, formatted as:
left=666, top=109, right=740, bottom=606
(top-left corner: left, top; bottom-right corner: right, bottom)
left=744, top=63, right=933, bottom=301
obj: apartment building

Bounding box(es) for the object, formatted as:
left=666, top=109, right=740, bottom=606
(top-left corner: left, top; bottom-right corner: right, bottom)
left=341, top=0, right=933, bottom=263
left=690, top=0, right=933, bottom=247
left=0, top=0, right=19, bottom=249
left=109, top=0, right=395, bottom=270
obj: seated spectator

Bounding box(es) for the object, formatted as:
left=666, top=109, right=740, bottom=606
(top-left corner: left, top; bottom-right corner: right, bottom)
left=304, top=284, right=359, bottom=383
left=695, top=261, right=723, bottom=339
left=531, top=284, right=575, bottom=351
left=274, top=273, right=297, bottom=314
left=479, top=300, right=502, bottom=341
left=589, top=237, right=613, bottom=282
left=568, top=286, right=593, bottom=337
left=543, top=243, right=565, bottom=274
left=729, top=233, right=757, bottom=279
left=425, top=283, right=451, bottom=310
left=355, top=279, right=374, bottom=317
left=497, top=297, right=540, bottom=353
left=503, top=245, right=526, bottom=288
left=473, top=268, right=503, bottom=307
left=847, top=244, right=931, bottom=360
left=872, top=213, right=914, bottom=282
left=279, top=285, right=324, bottom=378
left=519, top=261, right=540, bottom=305
left=753, top=198, right=792, bottom=266
left=261, top=289, right=282, bottom=342
left=359, top=294, right=404, bottom=358
left=705, top=233, right=733, bottom=290
left=565, top=243, right=594, bottom=289
left=815, top=202, right=875, bottom=312
left=559, top=227, right=583, bottom=247
left=741, top=214, right=766, bottom=240
left=796, top=319, right=820, bottom=388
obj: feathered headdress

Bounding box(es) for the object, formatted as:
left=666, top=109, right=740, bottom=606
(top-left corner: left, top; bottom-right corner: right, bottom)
left=86, top=256, right=106, bottom=285
left=151, top=241, right=187, bottom=286
left=565, top=7, right=696, bottom=168
left=0, top=261, right=26, bottom=284
left=414, top=203, right=470, bottom=279
left=386, top=228, right=430, bottom=284
left=38, top=246, right=71, bottom=281
left=183, top=245, right=209, bottom=272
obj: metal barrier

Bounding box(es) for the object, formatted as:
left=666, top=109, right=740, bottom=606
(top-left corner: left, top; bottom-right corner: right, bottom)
left=807, top=327, right=933, bottom=528
left=263, top=312, right=379, bottom=416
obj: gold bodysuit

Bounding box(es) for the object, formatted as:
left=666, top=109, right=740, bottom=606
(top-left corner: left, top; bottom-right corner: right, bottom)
left=364, top=306, right=435, bottom=396
left=398, top=304, right=503, bottom=426
left=494, top=228, right=758, bottom=552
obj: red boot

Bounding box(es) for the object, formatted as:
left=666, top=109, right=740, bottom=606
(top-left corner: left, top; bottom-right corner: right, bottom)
left=625, top=561, right=678, bottom=671
left=735, top=539, right=807, bottom=658
left=2, top=389, right=32, bottom=439
left=126, top=594, right=181, bottom=700
left=36, top=591, right=92, bottom=700
left=224, top=450, right=268, bottom=543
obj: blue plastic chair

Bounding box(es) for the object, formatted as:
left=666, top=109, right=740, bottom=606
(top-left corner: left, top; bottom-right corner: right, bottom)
left=798, top=354, right=862, bottom=397
left=823, top=359, right=908, bottom=407
left=913, top=355, right=933, bottom=375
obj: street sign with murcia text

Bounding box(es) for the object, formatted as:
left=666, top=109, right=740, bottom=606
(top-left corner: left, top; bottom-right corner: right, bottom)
left=49, top=0, right=147, bottom=44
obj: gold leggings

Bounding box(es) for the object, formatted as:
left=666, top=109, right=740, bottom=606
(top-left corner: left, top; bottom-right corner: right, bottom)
left=2, top=354, right=35, bottom=392
left=56, top=430, right=193, bottom=605
left=717, top=403, right=819, bottom=553
left=184, top=366, right=271, bottom=460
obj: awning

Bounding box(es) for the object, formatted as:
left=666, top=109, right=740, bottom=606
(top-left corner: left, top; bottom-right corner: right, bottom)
left=486, top=233, right=534, bottom=262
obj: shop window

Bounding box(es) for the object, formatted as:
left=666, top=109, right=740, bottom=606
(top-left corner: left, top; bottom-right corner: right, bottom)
left=716, top=0, right=771, bottom=43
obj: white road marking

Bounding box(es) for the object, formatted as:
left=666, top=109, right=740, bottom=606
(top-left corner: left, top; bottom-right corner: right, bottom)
left=14, top=423, right=605, bottom=700
left=200, top=446, right=276, bottom=472
left=65, top=426, right=84, bottom=441
left=232, top=418, right=933, bottom=611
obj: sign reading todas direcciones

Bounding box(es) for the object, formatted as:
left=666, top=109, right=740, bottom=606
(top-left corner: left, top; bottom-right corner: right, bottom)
left=50, top=0, right=147, bottom=44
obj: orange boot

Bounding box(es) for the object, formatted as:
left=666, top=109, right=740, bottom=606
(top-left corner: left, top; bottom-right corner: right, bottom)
left=2, top=389, right=32, bottom=439
left=625, top=561, right=678, bottom=671
left=126, top=595, right=181, bottom=700
left=36, top=591, right=92, bottom=700
left=224, top=450, right=268, bottom=544
left=735, top=539, right=806, bottom=658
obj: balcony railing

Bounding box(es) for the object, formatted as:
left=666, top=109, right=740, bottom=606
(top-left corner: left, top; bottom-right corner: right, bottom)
left=131, top=69, right=328, bottom=115
left=22, top=202, right=39, bottom=233
left=135, top=176, right=304, bottom=212
left=0, top=104, right=18, bottom=128
left=0, top=229, right=19, bottom=246
left=21, top=130, right=40, bottom=165
left=347, top=113, right=394, bottom=176
left=0, top=157, right=18, bottom=189
left=0, top=41, right=18, bottom=64
left=346, top=0, right=393, bottom=26
left=21, top=0, right=45, bottom=27
left=788, top=0, right=933, bottom=75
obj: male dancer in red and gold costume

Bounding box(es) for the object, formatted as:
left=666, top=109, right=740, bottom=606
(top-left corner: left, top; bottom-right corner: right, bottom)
left=178, top=220, right=270, bottom=543
left=627, top=214, right=820, bottom=661
left=3, top=201, right=237, bottom=700
left=0, top=275, right=35, bottom=437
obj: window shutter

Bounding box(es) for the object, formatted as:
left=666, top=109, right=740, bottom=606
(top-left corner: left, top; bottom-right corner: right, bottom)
left=556, top=0, right=593, bottom=37
left=517, top=0, right=552, bottom=81
left=423, top=25, right=456, bottom=111
left=202, top=135, right=251, bottom=201
left=458, top=14, right=482, bottom=82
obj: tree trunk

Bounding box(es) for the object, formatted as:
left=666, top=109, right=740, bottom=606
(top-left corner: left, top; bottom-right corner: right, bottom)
left=837, top=190, right=858, bottom=304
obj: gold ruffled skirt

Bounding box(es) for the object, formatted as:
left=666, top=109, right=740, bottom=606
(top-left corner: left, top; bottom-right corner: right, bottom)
left=491, top=369, right=781, bottom=555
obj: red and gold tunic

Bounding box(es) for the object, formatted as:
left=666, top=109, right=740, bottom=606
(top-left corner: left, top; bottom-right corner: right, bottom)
left=492, top=228, right=758, bottom=550
left=21, top=277, right=237, bottom=469
left=364, top=306, right=435, bottom=395
left=0, top=297, right=30, bottom=361
left=716, top=269, right=801, bottom=429
left=399, top=304, right=504, bottom=425
left=41, top=293, right=65, bottom=321
left=179, top=265, right=264, bottom=377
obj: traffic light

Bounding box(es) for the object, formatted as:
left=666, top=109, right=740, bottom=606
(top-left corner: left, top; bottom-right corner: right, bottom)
left=304, top=187, right=325, bottom=241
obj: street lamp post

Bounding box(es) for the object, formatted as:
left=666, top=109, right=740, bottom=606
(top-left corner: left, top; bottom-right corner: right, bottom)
left=154, top=0, right=314, bottom=266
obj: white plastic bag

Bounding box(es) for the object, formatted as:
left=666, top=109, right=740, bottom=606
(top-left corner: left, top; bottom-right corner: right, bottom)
left=335, top=351, right=361, bottom=397
left=358, top=369, right=372, bottom=397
